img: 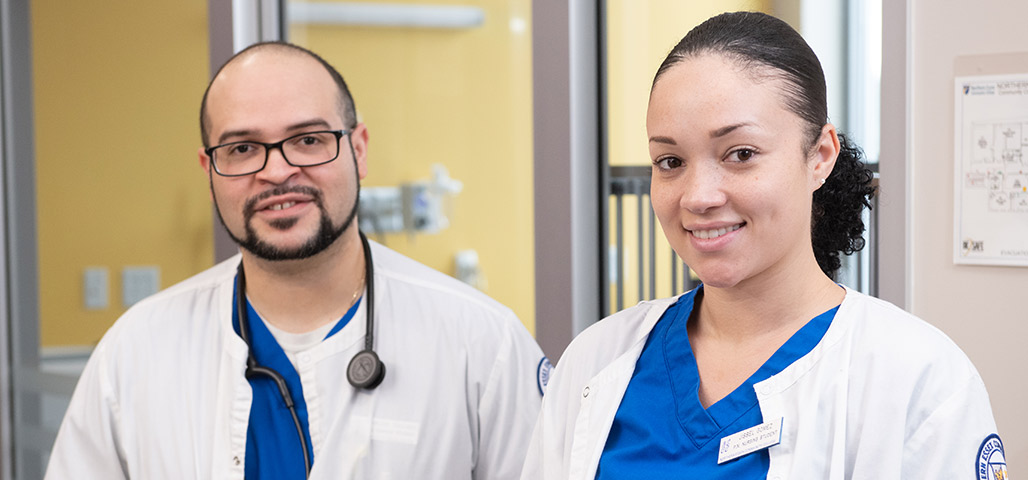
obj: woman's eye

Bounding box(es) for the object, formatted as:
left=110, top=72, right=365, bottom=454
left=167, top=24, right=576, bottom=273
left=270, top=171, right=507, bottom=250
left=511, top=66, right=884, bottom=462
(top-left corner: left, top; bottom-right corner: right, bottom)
left=730, top=149, right=754, bottom=162
left=654, top=157, right=682, bottom=170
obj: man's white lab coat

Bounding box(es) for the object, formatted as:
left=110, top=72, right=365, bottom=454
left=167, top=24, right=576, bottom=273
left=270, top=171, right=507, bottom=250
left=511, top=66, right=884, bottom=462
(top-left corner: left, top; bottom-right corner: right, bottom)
left=47, top=242, right=545, bottom=479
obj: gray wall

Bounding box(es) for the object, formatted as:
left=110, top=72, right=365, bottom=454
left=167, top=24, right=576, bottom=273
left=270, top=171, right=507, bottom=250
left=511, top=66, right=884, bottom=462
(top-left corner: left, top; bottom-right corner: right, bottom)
left=881, top=0, right=1028, bottom=469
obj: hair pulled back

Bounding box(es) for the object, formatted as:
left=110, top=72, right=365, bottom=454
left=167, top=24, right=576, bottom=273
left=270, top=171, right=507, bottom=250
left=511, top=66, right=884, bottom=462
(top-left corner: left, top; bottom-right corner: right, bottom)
left=653, top=11, right=875, bottom=280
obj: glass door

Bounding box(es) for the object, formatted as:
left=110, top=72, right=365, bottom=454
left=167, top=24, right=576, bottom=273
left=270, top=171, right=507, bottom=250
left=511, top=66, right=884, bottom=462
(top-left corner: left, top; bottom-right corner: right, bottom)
left=601, top=0, right=774, bottom=316
left=4, top=0, right=213, bottom=477
left=285, top=0, right=538, bottom=336
left=600, top=0, right=881, bottom=316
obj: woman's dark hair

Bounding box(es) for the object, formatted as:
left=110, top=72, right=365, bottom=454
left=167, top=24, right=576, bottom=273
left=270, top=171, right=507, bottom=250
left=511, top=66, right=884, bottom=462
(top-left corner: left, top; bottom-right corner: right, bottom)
left=654, top=11, right=876, bottom=280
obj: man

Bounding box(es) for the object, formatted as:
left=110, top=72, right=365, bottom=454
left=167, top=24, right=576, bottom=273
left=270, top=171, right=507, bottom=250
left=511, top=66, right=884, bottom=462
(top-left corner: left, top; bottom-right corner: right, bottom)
left=46, top=42, right=547, bottom=479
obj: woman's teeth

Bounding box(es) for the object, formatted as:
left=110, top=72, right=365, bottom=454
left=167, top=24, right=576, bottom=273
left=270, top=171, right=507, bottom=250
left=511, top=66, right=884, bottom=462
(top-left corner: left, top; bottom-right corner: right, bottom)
left=692, top=224, right=741, bottom=240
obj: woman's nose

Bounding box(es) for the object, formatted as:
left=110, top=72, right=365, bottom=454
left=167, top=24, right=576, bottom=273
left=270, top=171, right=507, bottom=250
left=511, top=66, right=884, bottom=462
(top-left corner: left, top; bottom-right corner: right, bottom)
left=678, top=165, right=727, bottom=213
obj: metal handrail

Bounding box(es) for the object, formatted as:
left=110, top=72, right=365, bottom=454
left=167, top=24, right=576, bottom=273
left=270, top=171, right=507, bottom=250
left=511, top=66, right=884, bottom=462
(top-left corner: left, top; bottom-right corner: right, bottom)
left=604, top=166, right=879, bottom=316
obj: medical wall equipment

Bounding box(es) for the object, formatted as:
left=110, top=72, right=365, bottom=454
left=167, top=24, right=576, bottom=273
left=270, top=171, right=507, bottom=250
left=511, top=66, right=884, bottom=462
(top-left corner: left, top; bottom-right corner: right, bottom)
left=358, top=164, right=462, bottom=236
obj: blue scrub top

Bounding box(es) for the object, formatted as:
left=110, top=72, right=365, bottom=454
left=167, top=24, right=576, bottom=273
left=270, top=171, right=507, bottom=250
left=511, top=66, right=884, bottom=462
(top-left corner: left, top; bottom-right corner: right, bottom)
left=232, top=281, right=362, bottom=479
left=596, top=288, right=837, bottom=479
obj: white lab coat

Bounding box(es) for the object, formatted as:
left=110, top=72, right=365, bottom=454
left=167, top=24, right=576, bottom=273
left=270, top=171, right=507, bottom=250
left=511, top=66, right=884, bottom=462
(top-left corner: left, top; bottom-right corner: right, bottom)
left=46, top=241, right=545, bottom=480
left=522, top=287, right=1001, bottom=480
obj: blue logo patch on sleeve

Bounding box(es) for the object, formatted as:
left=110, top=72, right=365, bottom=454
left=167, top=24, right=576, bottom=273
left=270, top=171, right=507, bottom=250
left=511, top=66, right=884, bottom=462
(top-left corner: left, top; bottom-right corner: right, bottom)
left=536, top=357, right=553, bottom=396
left=977, top=434, right=1007, bottom=480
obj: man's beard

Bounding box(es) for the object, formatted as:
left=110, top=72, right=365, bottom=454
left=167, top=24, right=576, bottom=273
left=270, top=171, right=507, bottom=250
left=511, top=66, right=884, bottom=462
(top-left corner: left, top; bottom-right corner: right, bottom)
left=212, top=183, right=359, bottom=262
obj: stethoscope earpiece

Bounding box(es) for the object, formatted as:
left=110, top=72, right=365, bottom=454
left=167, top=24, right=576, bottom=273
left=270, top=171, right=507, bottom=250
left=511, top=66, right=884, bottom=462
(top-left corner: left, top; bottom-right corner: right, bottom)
left=347, top=349, right=386, bottom=389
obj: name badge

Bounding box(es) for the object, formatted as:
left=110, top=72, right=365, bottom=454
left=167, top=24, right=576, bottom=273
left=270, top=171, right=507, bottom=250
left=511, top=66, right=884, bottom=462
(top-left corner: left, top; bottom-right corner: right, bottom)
left=717, top=417, right=783, bottom=464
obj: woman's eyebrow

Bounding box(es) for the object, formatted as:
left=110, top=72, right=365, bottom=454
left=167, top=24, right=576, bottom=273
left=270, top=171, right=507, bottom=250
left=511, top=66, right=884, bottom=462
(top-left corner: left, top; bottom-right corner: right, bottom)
left=649, top=135, right=676, bottom=145
left=710, top=122, right=755, bottom=139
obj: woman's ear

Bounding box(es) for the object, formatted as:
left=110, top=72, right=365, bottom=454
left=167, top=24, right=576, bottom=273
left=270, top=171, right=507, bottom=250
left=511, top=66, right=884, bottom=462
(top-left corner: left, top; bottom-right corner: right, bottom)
left=810, top=123, right=840, bottom=191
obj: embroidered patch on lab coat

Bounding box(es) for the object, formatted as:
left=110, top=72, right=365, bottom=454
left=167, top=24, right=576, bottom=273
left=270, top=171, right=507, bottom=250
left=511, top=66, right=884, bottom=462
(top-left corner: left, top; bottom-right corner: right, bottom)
left=977, top=434, right=1008, bottom=480
left=536, top=357, right=553, bottom=396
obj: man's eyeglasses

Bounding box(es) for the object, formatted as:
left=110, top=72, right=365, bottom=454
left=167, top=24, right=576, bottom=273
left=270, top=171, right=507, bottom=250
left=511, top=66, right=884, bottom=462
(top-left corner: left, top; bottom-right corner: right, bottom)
left=205, top=129, right=350, bottom=177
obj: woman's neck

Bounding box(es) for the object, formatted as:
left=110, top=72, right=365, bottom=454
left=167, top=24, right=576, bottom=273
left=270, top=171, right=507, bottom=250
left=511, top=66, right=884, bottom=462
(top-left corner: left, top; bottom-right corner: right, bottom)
left=687, top=265, right=844, bottom=408
left=693, top=266, right=843, bottom=344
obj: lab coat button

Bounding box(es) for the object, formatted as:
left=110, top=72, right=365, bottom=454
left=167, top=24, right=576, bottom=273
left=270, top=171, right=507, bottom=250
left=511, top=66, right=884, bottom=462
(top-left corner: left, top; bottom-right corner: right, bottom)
left=300, top=353, right=311, bottom=364
left=582, top=386, right=590, bottom=398
left=759, top=384, right=772, bottom=396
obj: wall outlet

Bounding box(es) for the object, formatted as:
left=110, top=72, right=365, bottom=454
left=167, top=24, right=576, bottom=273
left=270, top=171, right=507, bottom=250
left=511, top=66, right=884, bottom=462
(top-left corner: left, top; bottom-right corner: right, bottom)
left=122, top=266, right=160, bottom=307
left=83, top=267, right=109, bottom=310
left=455, top=249, right=481, bottom=289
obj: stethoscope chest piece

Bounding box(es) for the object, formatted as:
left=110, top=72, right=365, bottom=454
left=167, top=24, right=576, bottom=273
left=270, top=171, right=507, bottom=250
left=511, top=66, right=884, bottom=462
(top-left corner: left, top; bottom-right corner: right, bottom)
left=347, top=349, right=386, bottom=389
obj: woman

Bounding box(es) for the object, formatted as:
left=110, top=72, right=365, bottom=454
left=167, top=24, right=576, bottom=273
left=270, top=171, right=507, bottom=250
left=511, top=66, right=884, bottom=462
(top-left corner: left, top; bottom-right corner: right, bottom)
left=521, top=11, right=1004, bottom=479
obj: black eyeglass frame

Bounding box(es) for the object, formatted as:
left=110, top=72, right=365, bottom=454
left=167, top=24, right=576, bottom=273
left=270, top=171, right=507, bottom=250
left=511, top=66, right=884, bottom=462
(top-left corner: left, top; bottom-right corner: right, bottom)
left=205, top=129, right=352, bottom=177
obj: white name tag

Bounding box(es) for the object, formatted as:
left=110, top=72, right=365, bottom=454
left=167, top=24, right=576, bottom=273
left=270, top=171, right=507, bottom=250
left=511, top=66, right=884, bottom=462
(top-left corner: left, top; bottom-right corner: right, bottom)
left=717, top=417, right=783, bottom=464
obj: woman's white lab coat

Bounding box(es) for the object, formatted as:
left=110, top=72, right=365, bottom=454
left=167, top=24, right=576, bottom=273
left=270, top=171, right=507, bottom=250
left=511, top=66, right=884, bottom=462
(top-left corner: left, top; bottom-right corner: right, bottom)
left=46, top=242, right=544, bottom=480
left=521, top=287, right=1001, bottom=479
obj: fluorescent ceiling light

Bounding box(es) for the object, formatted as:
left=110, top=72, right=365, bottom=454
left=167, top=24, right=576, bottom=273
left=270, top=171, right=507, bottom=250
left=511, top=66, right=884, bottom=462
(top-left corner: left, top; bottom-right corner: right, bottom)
left=288, top=2, right=485, bottom=29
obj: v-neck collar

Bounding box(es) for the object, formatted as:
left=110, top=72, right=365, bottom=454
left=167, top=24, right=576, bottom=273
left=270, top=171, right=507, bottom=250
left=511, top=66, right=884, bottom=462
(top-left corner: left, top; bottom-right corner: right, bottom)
left=662, top=288, right=838, bottom=448
left=232, top=278, right=363, bottom=371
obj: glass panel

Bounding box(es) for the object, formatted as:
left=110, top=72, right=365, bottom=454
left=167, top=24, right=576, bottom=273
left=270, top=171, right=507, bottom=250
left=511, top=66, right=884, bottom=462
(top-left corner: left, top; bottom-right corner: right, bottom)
left=840, top=0, right=882, bottom=295
left=287, top=0, right=537, bottom=334
left=846, top=0, right=882, bottom=166
left=801, top=0, right=881, bottom=294
left=603, top=0, right=771, bottom=315
left=11, top=1, right=211, bottom=476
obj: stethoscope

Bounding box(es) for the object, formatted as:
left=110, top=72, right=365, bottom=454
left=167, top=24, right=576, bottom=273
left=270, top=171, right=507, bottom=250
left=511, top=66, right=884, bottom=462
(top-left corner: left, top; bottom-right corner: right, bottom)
left=235, top=231, right=386, bottom=477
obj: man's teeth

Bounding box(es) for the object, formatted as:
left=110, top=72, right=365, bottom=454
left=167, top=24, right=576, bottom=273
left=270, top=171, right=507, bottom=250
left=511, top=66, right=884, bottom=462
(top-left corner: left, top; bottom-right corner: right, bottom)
left=269, top=201, right=296, bottom=211
left=693, top=224, right=741, bottom=240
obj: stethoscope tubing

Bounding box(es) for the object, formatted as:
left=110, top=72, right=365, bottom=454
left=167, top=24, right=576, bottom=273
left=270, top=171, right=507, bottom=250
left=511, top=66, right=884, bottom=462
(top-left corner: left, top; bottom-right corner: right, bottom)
left=234, top=230, right=379, bottom=478
left=359, top=231, right=375, bottom=351
left=235, top=260, right=314, bottom=477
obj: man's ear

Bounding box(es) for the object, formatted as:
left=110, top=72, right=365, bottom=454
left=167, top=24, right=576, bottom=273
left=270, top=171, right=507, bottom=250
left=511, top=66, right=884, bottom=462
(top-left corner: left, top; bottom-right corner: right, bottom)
left=811, top=123, right=840, bottom=191
left=350, top=123, right=370, bottom=180
left=198, top=147, right=214, bottom=201
left=199, top=147, right=212, bottom=174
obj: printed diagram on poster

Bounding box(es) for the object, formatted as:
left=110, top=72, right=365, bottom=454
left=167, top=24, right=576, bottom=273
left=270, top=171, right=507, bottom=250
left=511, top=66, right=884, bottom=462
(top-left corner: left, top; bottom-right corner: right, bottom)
left=954, top=73, right=1028, bottom=266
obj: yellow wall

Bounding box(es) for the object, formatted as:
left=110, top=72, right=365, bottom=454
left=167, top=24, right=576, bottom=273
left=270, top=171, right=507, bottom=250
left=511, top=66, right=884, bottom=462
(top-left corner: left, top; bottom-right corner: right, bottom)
left=292, top=0, right=537, bottom=333
left=34, top=1, right=212, bottom=346
left=607, top=0, right=770, bottom=168
left=605, top=1, right=770, bottom=312
left=31, top=0, right=775, bottom=343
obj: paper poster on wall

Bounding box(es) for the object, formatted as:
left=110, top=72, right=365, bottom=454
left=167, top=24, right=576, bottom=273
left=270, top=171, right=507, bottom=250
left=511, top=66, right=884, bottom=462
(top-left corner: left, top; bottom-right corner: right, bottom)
left=953, top=73, right=1028, bottom=266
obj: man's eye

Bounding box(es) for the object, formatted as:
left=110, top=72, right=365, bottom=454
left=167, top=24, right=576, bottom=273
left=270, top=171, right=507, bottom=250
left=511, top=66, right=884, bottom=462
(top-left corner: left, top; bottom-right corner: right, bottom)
left=230, top=144, right=253, bottom=155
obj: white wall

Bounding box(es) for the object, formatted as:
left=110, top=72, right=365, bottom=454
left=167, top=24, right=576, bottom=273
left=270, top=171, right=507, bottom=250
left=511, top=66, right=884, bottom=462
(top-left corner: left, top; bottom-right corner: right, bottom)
left=883, top=0, right=1028, bottom=470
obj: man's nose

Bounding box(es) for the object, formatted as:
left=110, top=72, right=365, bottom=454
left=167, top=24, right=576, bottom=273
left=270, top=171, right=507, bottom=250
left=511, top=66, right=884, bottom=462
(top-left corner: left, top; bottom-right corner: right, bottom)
left=256, top=145, right=301, bottom=183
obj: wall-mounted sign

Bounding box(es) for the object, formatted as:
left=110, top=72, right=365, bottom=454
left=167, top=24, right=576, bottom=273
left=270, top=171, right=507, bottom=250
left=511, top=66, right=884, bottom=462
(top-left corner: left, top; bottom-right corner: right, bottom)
left=954, top=72, right=1028, bottom=266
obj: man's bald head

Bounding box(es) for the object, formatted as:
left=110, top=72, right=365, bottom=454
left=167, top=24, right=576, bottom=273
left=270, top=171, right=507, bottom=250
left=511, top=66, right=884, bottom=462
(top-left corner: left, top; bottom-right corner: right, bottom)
left=199, top=42, right=357, bottom=148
